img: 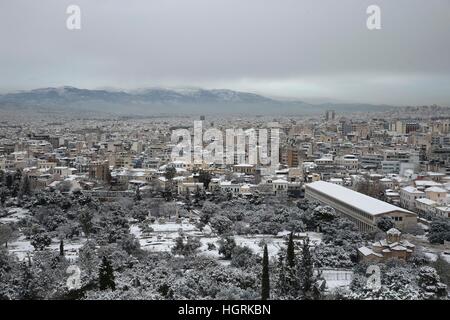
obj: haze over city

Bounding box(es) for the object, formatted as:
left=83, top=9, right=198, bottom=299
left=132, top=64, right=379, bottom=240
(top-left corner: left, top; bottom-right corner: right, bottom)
left=1, top=0, right=450, bottom=105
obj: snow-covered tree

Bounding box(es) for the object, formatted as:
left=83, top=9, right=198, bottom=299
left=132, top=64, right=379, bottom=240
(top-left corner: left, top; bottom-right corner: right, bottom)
left=377, top=216, right=395, bottom=232
left=218, top=235, right=237, bottom=260
left=428, top=217, right=450, bottom=244
left=31, top=233, right=52, bottom=251
left=99, top=256, right=116, bottom=291
left=210, top=215, right=233, bottom=235
left=299, top=237, right=314, bottom=296
left=261, top=244, right=270, bottom=300
left=417, top=266, right=448, bottom=299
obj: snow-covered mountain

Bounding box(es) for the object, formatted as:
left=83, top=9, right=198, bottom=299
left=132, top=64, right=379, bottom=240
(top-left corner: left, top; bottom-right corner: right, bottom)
left=0, top=86, right=394, bottom=115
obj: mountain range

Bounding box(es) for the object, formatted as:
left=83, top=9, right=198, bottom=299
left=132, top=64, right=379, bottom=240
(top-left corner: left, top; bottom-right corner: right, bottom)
left=0, top=86, right=395, bottom=116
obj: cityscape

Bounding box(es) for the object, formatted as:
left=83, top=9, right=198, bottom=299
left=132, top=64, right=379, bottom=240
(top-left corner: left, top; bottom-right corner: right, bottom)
left=0, top=0, right=449, bottom=306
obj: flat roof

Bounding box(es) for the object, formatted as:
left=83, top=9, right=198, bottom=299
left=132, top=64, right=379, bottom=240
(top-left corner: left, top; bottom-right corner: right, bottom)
left=416, top=198, right=437, bottom=205
left=306, top=181, right=413, bottom=216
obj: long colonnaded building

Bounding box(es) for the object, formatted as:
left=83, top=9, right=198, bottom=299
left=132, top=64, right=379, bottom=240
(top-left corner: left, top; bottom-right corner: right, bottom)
left=305, top=181, right=417, bottom=232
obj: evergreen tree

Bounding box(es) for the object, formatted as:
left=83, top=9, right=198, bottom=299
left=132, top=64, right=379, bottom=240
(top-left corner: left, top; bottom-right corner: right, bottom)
left=79, top=241, right=99, bottom=282
left=0, top=187, right=7, bottom=206
left=275, top=251, right=287, bottom=296
left=105, top=167, right=112, bottom=185
left=59, top=239, right=64, bottom=256
left=134, top=186, right=142, bottom=202
left=0, top=224, right=13, bottom=248
left=286, top=232, right=295, bottom=269
left=5, top=174, right=13, bottom=189
left=18, top=262, right=38, bottom=300
left=19, top=174, right=31, bottom=198
left=261, top=244, right=270, bottom=300
left=198, top=170, right=212, bottom=189
left=99, top=256, right=115, bottom=291
left=284, top=232, right=300, bottom=295
left=164, top=166, right=176, bottom=181
left=218, top=235, right=237, bottom=259
left=79, top=209, right=94, bottom=237
left=300, top=237, right=314, bottom=296
left=14, top=169, right=22, bottom=182
left=433, top=256, right=450, bottom=287
left=171, top=235, right=185, bottom=255
left=377, top=216, right=395, bottom=232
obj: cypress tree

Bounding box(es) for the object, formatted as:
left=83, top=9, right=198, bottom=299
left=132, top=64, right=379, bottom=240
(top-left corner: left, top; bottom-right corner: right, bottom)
left=18, top=262, right=37, bottom=300
left=276, top=251, right=287, bottom=296
left=286, top=232, right=295, bottom=268
left=134, top=186, right=142, bottom=201
left=285, top=232, right=301, bottom=296
left=18, top=174, right=31, bottom=201
left=261, top=244, right=270, bottom=300
left=300, top=237, right=314, bottom=294
left=5, top=174, right=13, bottom=189
left=99, top=256, right=116, bottom=291
left=59, top=239, right=64, bottom=256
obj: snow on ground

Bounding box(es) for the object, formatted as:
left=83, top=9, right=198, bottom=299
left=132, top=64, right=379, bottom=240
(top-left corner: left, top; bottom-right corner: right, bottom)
left=131, top=219, right=323, bottom=260
left=130, top=225, right=142, bottom=238
left=49, top=239, right=87, bottom=263
left=417, top=223, right=429, bottom=231
left=0, top=207, right=30, bottom=224
left=440, top=252, right=450, bottom=263
left=406, top=234, right=450, bottom=264
left=320, top=269, right=354, bottom=291
left=423, top=251, right=438, bottom=262
left=419, top=246, right=450, bottom=263
left=150, top=221, right=197, bottom=233
left=2, top=207, right=85, bottom=261
left=132, top=219, right=202, bottom=253
left=8, top=235, right=86, bottom=262
left=8, top=235, right=34, bottom=260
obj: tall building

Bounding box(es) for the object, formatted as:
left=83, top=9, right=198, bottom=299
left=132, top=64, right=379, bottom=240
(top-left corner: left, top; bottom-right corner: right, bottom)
left=89, top=161, right=111, bottom=183
left=286, top=147, right=300, bottom=167
left=325, top=110, right=336, bottom=121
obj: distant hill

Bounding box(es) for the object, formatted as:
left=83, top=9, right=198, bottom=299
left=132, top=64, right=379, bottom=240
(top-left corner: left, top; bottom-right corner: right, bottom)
left=0, top=86, right=395, bottom=115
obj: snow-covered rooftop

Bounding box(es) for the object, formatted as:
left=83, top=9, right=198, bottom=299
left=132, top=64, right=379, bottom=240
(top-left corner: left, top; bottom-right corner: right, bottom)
left=401, top=186, right=424, bottom=194
left=425, top=187, right=447, bottom=193
left=414, top=180, right=442, bottom=187
left=358, top=246, right=382, bottom=257
left=306, top=181, right=413, bottom=216
left=416, top=198, right=437, bottom=206
left=386, top=228, right=401, bottom=235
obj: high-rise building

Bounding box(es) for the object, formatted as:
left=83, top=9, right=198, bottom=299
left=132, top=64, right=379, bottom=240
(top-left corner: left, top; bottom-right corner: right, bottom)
left=325, top=110, right=336, bottom=121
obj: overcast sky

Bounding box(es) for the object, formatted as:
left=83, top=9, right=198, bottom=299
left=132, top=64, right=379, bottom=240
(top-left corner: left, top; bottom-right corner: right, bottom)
left=1, top=0, right=449, bottom=105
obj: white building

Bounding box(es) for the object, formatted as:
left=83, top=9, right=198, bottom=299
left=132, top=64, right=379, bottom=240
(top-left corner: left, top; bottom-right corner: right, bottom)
left=220, top=181, right=241, bottom=195
left=305, top=181, right=417, bottom=232
left=415, top=198, right=437, bottom=215
left=335, top=154, right=359, bottom=170
left=400, top=186, right=425, bottom=211
left=178, top=182, right=204, bottom=194
left=379, top=178, right=394, bottom=189
left=272, top=179, right=288, bottom=195
left=329, top=178, right=344, bottom=186
left=425, top=187, right=448, bottom=204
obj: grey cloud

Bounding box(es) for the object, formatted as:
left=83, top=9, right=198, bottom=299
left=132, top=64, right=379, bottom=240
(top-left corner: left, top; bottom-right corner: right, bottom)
left=0, top=0, right=449, bottom=105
